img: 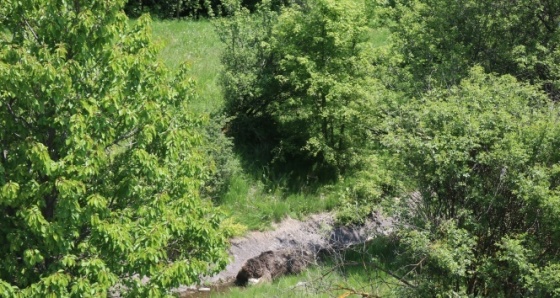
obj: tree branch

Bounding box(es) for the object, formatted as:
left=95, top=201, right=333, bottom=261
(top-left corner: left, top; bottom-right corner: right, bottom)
left=23, top=18, right=39, bottom=42
left=105, top=128, right=139, bottom=153
left=6, top=98, right=33, bottom=131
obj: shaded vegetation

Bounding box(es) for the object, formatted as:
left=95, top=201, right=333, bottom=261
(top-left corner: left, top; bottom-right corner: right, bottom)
left=384, top=0, right=560, bottom=98
left=123, top=0, right=295, bottom=18
left=217, top=0, right=395, bottom=184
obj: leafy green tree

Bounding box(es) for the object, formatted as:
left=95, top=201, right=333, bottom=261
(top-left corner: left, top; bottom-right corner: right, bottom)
left=270, top=0, right=386, bottom=172
left=0, top=1, right=227, bottom=296
left=386, top=67, right=560, bottom=296
left=220, top=0, right=388, bottom=174
left=384, top=0, right=560, bottom=98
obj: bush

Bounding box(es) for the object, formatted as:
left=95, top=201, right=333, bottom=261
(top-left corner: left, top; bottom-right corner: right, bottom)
left=216, top=2, right=280, bottom=145
left=385, top=0, right=560, bottom=98
left=199, top=114, right=238, bottom=200
left=219, top=0, right=390, bottom=175
left=386, top=67, right=560, bottom=296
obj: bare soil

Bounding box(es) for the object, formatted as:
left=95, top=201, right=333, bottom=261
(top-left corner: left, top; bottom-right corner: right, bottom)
left=173, top=211, right=395, bottom=295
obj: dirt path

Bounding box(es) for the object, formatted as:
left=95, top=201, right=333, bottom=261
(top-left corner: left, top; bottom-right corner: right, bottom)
left=173, top=211, right=395, bottom=294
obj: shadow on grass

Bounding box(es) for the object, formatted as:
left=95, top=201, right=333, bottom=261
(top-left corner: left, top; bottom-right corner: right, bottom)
left=227, top=116, right=339, bottom=196
left=211, top=115, right=343, bottom=230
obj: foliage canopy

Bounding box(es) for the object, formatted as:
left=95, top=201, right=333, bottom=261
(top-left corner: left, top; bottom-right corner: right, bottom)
left=385, top=0, right=560, bottom=98
left=0, top=1, right=227, bottom=296
left=219, top=0, right=389, bottom=175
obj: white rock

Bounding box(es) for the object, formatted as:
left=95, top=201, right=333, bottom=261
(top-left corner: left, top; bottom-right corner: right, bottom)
left=248, top=278, right=260, bottom=285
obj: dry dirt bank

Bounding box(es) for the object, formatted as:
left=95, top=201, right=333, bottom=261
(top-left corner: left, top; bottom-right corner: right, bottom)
left=174, top=211, right=395, bottom=295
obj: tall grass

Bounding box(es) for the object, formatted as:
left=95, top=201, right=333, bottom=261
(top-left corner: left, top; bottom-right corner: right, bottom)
left=219, top=174, right=340, bottom=230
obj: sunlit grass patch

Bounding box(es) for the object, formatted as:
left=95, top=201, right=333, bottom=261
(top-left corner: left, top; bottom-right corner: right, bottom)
left=218, top=173, right=340, bottom=231
left=151, top=19, right=224, bottom=114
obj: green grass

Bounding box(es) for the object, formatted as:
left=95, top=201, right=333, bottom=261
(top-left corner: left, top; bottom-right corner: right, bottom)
left=151, top=19, right=224, bottom=114
left=218, top=173, right=340, bottom=230
left=212, top=262, right=398, bottom=297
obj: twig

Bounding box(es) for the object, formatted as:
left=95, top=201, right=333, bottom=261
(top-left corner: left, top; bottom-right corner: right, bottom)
left=23, top=18, right=39, bottom=42
left=105, top=128, right=140, bottom=153
left=401, top=256, right=427, bottom=280
left=336, top=285, right=380, bottom=298
left=6, top=99, right=33, bottom=131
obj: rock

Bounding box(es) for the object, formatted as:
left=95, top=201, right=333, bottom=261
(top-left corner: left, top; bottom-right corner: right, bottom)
left=248, top=278, right=260, bottom=285
left=172, top=285, right=197, bottom=294
left=198, top=287, right=211, bottom=292
left=295, top=281, right=307, bottom=287
left=235, top=249, right=314, bottom=286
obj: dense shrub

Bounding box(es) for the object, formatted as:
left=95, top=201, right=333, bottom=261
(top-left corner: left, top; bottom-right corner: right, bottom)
left=199, top=114, right=238, bottom=200
left=124, top=0, right=239, bottom=18
left=219, top=0, right=390, bottom=175
left=123, top=0, right=293, bottom=18
left=384, top=0, right=560, bottom=98
left=386, top=67, right=560, bottom=297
